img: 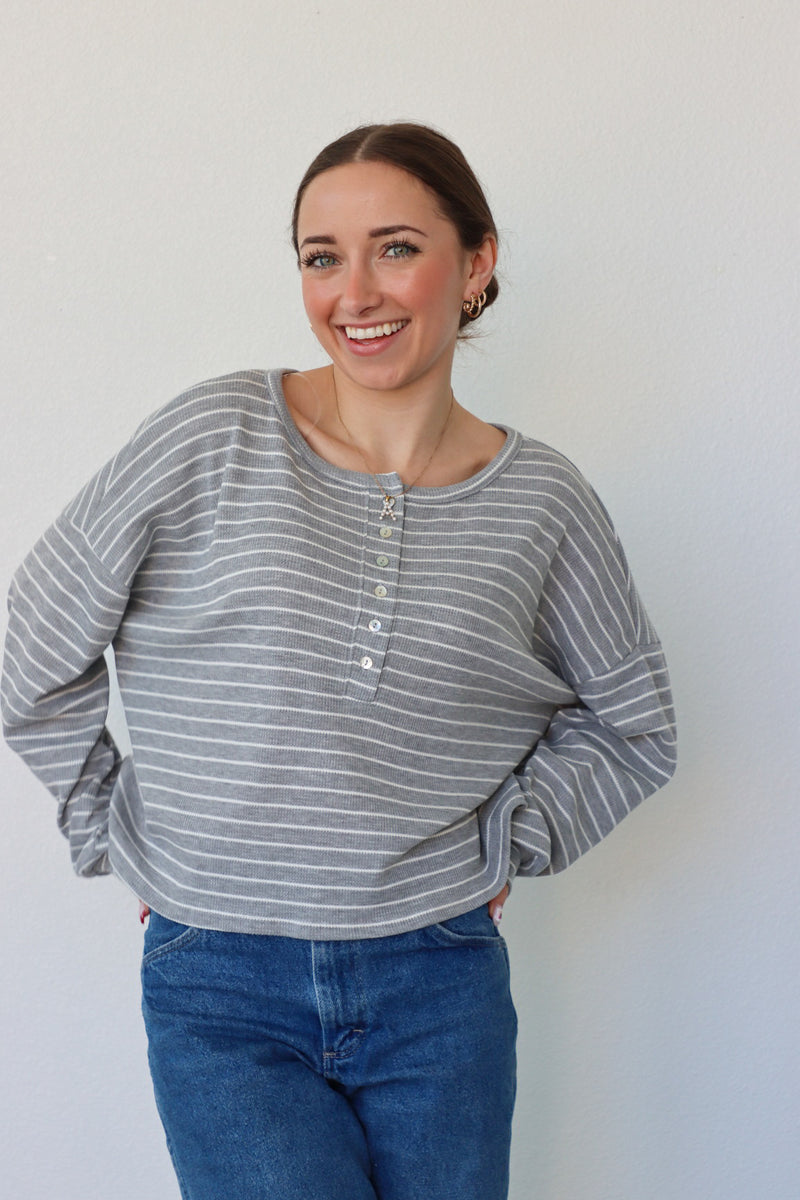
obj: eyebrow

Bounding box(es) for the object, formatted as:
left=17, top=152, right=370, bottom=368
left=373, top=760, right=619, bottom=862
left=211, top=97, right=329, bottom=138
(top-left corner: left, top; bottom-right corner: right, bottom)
left=299, top=224, right=428, bottom=249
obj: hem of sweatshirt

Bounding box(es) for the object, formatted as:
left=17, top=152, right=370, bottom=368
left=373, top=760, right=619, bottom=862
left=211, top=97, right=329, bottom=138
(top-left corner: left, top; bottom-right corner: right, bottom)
left=111, top=851, right=511, bottom=941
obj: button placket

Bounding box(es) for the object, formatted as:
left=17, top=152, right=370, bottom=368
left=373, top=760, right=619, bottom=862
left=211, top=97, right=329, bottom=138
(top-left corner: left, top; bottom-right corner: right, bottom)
left=347, top=492, right=404, bottom=699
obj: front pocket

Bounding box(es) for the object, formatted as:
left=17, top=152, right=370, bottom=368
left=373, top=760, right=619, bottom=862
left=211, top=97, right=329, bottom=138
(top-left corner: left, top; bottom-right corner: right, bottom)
left=425, top=905, right=504, bottom=948
left=141, top=911, right=202, bottom=966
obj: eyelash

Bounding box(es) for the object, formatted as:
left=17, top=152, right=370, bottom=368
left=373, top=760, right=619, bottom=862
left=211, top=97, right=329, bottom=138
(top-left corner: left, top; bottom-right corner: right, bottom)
left=299, top=251, right=337, bottom=270
left=299, top=240, right=421, bottom=271
left=384, top=239, right=420, bottom=260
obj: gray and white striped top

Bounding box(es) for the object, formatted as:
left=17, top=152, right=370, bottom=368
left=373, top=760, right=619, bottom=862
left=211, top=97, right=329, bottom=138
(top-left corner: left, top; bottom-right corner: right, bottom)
left=1, top=369, right=676, bottom=938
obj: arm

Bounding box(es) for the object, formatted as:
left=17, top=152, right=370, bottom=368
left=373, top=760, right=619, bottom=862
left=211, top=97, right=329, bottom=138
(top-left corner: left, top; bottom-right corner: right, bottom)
left=508, top=645, right=676, bottom=877
left=1, top=514, right=130, bottom=874
left=2, top=372, right=261, bottom=876
left=506, top=483, right=677, bottom=878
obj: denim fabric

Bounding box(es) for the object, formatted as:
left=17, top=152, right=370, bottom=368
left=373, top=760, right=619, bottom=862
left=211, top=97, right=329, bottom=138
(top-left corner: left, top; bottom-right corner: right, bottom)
left=141, top=906, right=517, bottom=1200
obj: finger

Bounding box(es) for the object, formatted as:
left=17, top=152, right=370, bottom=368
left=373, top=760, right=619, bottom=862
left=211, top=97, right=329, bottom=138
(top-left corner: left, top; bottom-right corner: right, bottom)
left=488, top=884, right=510, bottom=926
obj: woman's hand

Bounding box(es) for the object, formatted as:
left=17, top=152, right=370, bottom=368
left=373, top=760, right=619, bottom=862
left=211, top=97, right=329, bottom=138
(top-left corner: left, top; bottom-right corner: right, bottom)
left=488, top=884, right=509, bottom=927
left=138, top=900, right=150, bottom=924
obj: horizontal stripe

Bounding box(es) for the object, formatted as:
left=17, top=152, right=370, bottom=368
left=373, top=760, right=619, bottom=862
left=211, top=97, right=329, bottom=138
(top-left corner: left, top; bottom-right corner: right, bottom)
left=1, top=368, right=676, bottom=938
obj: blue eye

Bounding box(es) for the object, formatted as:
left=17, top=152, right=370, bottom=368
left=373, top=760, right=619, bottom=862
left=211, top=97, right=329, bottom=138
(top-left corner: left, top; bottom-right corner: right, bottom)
left=384, top=240, right=419, bottom=259
left=300, top=252, right=338, bottom=270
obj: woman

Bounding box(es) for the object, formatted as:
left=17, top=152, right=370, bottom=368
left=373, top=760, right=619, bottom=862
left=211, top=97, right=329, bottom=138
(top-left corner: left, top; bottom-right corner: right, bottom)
left=1, top=123, right=676, bottom=1200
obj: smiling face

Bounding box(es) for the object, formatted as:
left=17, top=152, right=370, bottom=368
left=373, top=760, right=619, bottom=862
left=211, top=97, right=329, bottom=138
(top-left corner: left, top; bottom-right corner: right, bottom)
left=297, top=161, right=493, bottom=395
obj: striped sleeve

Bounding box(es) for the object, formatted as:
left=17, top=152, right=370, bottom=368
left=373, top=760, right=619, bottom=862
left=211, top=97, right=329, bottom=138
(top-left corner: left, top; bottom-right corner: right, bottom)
left=0, top=378, right=251, bottom=876
left=506, top=478, right=677, bottom=877
left=1, top=514, right=131, bottom=874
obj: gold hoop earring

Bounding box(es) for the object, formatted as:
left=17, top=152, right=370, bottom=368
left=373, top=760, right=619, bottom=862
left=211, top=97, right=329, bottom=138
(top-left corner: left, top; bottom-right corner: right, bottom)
left=462, top=290, right=487, bottom=320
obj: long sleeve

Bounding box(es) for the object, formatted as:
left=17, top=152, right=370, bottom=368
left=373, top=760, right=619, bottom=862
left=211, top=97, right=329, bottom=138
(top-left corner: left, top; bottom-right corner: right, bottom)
left=504, top=484, right=677, bottom=878
left=1, top=514, right=131, bottom=874
left=1, top=376, right=235, bottom=874
left=1, top=369, right=678, bottom=936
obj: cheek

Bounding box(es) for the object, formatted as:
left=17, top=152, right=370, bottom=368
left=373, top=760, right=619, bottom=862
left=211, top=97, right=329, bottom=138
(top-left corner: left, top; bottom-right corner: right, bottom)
left=409, top=259, right=467, bottom=314
left=301, top=278, right=330, bottom=321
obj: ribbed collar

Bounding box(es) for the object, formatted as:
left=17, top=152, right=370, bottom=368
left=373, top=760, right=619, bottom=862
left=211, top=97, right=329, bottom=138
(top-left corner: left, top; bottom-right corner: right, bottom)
left=266, top=368, right=523, bottom=505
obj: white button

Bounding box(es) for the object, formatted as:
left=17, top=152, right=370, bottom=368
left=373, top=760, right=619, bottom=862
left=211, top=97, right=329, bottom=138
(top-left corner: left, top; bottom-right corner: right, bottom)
left=379, top=526, right=393, bottom=538
left=376, top=554, right=389, bottom=567
left=373, top=584, right=388, bottom=598
left=368, top=619, right=382, bottom=632
left=360, top=656, right=373, bottom=670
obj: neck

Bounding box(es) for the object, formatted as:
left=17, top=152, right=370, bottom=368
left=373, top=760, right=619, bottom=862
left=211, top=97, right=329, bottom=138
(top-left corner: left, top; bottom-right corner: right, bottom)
left=282, top=366, right=507, bottom=491
left=330, top=365, right=457, bottom=477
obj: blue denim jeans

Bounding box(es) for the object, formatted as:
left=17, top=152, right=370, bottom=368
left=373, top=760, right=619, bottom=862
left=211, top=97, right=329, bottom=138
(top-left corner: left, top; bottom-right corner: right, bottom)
left=141, top=905, right=517, bottom=1200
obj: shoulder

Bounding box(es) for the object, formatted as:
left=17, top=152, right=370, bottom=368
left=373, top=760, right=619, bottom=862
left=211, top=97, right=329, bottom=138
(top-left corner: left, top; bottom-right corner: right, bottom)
left=130, top=368, right=277, bottom=448
left=97, top=368, right=285, bottom=491
left=61, top=369, right=286, bottom=557
left=502, top=432, right=615, bottom=535
left=512, top=432, right=592, bottom=491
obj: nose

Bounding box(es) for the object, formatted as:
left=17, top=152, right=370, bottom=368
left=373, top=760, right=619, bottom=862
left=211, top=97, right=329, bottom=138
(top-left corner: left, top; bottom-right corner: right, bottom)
left=340, top=260, right=382, bottom=316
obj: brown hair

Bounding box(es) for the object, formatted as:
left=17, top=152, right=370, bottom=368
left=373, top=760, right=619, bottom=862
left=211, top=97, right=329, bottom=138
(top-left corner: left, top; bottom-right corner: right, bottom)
left=291, top=122, right=499, bottom=329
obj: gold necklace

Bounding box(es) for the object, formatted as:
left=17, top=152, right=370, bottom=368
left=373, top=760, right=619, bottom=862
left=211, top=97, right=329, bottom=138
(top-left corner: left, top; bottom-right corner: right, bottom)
left=331, top=371, right=455, bottom=521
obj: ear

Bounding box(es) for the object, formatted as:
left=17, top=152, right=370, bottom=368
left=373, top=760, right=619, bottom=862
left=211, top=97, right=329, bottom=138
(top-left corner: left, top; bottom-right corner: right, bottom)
left=463, top=235, right=498, bottom=299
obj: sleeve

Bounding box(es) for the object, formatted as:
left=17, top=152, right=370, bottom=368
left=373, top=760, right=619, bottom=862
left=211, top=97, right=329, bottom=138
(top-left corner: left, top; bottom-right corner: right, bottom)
left=1, top=513, right=131, bottom=875
left=1, top=372, right=245, bottom=873
left=505, top=480, right=677, bottom=879
left=2, top=372, right=263, bottom=875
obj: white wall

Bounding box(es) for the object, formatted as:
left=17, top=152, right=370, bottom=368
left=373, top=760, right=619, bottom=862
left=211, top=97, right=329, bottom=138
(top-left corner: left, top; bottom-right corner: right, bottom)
left=2, top=3, right=798, bottom=1197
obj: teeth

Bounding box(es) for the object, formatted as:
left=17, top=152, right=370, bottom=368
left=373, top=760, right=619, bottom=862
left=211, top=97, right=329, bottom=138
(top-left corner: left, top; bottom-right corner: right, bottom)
left=345, top=320, right=408, bottom=341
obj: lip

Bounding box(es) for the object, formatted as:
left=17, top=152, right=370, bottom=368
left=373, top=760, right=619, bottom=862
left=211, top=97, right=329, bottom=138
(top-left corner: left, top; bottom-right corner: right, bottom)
left=336, top=320, right=409, bottom=355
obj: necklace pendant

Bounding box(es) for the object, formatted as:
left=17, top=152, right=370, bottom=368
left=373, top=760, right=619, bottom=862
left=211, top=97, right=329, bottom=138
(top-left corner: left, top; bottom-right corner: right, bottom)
left=380, top=495, right=397, bottom=521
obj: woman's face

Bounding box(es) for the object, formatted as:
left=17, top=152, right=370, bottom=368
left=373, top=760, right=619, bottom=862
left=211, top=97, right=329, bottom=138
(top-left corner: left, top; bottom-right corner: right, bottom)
left=297, top=160, right=491, bottom=395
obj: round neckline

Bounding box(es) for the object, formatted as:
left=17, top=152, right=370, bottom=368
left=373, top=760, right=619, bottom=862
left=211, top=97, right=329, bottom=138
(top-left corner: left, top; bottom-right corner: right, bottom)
left=265, top=368, right=522, bottom=504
